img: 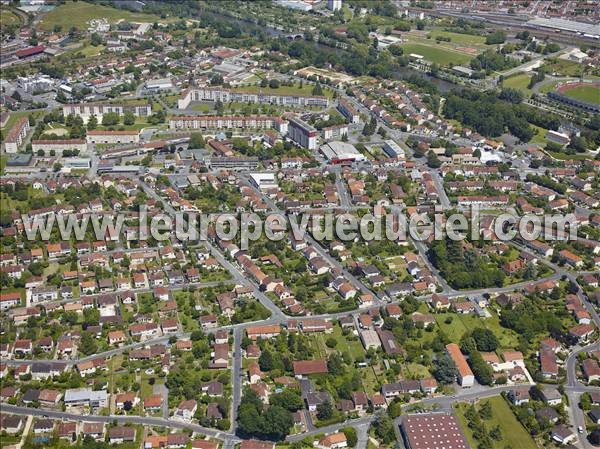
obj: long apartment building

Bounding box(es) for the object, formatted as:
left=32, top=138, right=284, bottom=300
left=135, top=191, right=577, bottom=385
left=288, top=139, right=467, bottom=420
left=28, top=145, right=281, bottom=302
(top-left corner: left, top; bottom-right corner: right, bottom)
left=178, top=87, right=329, bottom=109
left=62, top=102, right=152, bottom=121
left=287, top=116, right=318, bottom=150
left=32, top=139, right=87, bottom=156
left=4, top=117, right=30, bottom=153
left=169, top=115, right=288, bottom=134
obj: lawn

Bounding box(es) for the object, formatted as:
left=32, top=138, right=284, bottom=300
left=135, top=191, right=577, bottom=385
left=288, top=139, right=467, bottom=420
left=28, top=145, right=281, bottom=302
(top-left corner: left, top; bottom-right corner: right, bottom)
left=502, top=72, right=532, bottom=94
left=324, top=324, right=365, bottom=362
left=529, top=124, right=548, bottom=145
left=434, top=311, right=519, bottom=349
left=37, top=1, right=163, bottom=31
left=400, top=43, right=473, bottom=66
left=455, top=396, right=537, bottom=449
left=563, top=85, right=600, bottom=105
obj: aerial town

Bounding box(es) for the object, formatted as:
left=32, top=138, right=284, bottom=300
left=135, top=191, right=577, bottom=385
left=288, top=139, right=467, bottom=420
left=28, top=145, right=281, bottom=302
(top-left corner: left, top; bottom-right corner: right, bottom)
left=0, top=1, right=599, bottom=449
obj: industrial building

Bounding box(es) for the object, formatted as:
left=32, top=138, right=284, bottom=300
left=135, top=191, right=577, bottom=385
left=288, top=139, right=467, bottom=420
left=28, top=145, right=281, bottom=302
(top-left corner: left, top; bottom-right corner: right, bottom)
left=401, top=413, right=470, bottom=449
left=249, top=173, right=278, bottom=191
left=320, top=141, right=366, bottom=164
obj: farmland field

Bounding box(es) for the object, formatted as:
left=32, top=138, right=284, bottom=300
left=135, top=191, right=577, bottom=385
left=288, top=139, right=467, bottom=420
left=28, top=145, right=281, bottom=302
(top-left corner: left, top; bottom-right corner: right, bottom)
left=38, top=1, right=163, bottom=31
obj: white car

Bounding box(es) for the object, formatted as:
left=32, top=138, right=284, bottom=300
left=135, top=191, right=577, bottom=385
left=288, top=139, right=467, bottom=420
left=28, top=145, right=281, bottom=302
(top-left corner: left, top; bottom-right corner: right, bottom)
left=578, top=426, right=584, bottom=433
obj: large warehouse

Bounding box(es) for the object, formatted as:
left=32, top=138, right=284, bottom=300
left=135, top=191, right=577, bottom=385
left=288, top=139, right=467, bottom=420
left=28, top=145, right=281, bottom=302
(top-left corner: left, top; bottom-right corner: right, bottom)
left=320, top=141, right=366, bottom=164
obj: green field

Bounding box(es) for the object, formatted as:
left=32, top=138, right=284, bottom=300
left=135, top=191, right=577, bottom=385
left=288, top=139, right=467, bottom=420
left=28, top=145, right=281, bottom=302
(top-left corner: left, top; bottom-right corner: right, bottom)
left=427, top=30, right=487, bottom=46
left=38, top=1, right=163, bottom=31
left=563, top=85, right=600, bottom=104
left=503, top=72, right=532, bottom=93
left=455, top=396, right=538, bottom=449
left=401, top=43, right=473, bottom=66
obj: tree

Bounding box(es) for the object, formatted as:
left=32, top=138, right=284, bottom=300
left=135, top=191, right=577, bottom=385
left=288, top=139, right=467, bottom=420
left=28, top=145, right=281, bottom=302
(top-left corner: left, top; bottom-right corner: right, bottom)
left=87, top=114, right=98, bottom=130
left=316, top=401, right=333, bottom=420
left=312, top=83, right=323, bottom=96
left=427, top=151, right=441, bottom=168
left=372, top=411, right=395, bottom=444
left=123, top=111, right=135, bottom=126
left=90, top=32, right=102, bottom=46
left=471, top=328, right=499, bottom=352
left=189, top=133, right=205, bottom=149
left=102, top=112, right=120, bottom=126
left=79, top=331, right=97, bottom=356
left=268, top=79, right=280, bottom=89
left=433, top=354, right=458, bottom=384
left=270, top=389, right=304, bottom=412
left=341, top=427, right=358, bottom=447
left=485, top=31, right=506, bottom=44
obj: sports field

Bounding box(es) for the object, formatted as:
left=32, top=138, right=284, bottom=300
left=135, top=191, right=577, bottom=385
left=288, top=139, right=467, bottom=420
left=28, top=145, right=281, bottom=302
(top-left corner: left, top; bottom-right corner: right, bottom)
left=37, top=1, right=162, bottom=31
left=400, top=43, right=473, bottom=66
left=562, top=85, right=600, bottom=105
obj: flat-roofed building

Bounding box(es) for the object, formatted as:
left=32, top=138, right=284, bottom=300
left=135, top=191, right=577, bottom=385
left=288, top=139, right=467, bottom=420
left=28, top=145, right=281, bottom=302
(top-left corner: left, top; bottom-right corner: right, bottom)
left=288, top=116, right=318, bottom=150
left=249, top=172, right=277, bottom=191
left=320, top=141, right=366, bottom=163
left=208, top=157, right=259, bottom=171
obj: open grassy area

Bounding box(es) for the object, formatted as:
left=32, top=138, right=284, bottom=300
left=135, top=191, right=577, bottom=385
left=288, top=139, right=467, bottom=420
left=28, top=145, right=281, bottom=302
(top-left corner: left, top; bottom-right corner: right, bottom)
left=542, top=58, right=584, bottom=77
left=455, top=396, right=538, bottom=449
left=502, top=72, right=532, bottom=94
left=400, top=43, right=473, bottom=66
left=529, top=124, right=548, bottom=145
left=37, top=1, right=163, bottom=31
left=562, top=85, right=600, bottom=104
left=0, top=7, right=21, bottom=28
